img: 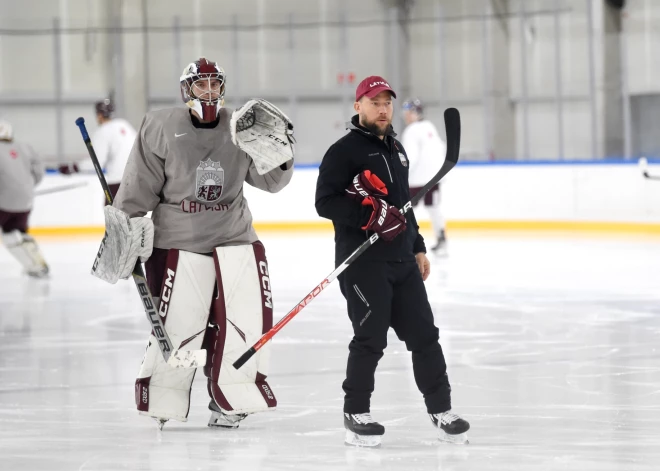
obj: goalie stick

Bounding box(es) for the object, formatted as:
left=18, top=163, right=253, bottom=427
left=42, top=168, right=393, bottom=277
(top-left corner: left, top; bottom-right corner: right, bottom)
left=639, top=157, right=660, bottom=180
left=233, top=107, right=461, bottom=370
left=75, top=117, right=206, bottom=369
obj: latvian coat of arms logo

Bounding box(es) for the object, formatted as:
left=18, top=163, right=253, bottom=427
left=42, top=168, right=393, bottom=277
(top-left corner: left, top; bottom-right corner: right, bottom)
left=195, top=159, right=224, bottom=203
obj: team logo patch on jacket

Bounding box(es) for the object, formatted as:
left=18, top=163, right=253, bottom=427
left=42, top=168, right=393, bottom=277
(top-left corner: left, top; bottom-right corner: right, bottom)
left=196, top=159, right=224, bottom=203
left=398, top=152, right=408, bottom=167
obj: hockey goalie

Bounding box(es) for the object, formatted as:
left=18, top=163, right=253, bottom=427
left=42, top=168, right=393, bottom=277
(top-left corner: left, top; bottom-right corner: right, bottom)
left=90, top=57, right=294, bottom=429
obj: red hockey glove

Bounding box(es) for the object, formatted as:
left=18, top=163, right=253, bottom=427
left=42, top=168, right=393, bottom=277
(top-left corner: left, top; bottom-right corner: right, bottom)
left=345, top=170, right=388, bottom=202
left=361, top=197, right=407, bottom=242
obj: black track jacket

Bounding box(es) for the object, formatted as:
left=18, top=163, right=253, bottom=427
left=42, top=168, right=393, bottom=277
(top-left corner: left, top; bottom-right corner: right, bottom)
left=315, top=115, right=426, bottom=263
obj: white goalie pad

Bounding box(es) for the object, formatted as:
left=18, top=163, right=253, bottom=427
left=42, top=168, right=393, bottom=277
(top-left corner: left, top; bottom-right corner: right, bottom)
left=205, top=242, right=277, bottom=414
left=2, top=230, right=49, bottom=277
left=136, top=250, right=215, bottom=422
left=230, top=99, right=295, bottom=175
left=92, top=206, right=154, bottom=284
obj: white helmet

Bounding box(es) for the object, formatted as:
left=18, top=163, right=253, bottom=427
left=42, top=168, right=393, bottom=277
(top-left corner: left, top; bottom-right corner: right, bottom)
left=180, top=58, right=226, bottom=121
left=0, top=120, right=13, bottom=141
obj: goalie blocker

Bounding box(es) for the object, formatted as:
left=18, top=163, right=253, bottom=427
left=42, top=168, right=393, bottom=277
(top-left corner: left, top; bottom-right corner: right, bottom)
left=135, top=242, right=277, bottom=423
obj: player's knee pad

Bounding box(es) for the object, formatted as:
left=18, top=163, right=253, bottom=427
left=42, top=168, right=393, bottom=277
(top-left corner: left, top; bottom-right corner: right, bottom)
left=135, top=249, right=215, bottom=421
left=1, top=230, right=49, bottom=277
left=204, top=241, right=277, bottom=414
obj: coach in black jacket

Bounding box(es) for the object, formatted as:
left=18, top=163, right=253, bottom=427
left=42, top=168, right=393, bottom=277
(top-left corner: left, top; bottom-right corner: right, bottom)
left=315, top=76, right=468, bottom=445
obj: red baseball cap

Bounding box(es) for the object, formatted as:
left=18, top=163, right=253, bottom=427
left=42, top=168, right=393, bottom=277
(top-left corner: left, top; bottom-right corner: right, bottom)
left=355, top=75, right=397, bottom=101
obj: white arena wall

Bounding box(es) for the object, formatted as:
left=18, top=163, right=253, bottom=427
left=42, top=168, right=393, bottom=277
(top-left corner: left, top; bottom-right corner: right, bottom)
left=27, top=161, right=660, bottom=236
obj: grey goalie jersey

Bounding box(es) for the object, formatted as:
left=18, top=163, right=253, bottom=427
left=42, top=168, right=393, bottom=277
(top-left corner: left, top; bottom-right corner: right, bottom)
left=114, top=107, right=293, bottom=253
left=0, top=140, right=44, bottom=212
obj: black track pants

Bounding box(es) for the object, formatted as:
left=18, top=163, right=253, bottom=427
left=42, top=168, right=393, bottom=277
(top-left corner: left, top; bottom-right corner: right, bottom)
left=338, top=259, right=452, bottom=414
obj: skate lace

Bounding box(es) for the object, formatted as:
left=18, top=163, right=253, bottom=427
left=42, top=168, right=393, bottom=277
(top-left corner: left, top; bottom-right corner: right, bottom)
left=352, top=413, right=375, bottom=425
left=439, top=412, right=460, bottom=425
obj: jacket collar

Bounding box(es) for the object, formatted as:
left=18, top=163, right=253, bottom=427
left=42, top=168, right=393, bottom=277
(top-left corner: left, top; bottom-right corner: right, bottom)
left=346, top=115, right=397, bottom=139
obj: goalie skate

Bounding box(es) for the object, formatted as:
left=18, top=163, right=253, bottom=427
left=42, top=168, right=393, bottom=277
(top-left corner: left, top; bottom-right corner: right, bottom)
left=208, top=401, right=248, bottom=429
left=344, top=413, right=385, bottom=447
left=153, top=417, right=168, bottom=431
left=429, top=411, right=470, bottom=444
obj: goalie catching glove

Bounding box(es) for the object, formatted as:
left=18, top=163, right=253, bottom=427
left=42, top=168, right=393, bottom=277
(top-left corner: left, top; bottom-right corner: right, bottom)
left=91, top=206, right=154, bottom=284
left=230, top=99, right=295, bottom=175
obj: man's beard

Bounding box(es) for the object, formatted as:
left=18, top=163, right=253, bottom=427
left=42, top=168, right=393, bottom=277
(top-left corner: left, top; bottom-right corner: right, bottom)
left=362, top=117, right=391, bottom=137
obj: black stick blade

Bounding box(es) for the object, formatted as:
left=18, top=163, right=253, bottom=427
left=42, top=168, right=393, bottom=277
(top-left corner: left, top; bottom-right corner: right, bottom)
left=443, top=108, right=461, bottom=164
left=233, top=347, right=257, bottom=370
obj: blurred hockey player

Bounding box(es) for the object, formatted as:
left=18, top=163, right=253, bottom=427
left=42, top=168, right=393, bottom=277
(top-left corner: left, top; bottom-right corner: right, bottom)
left=401, top=98, right=448, bottom=254
left=89, top=58, right=295, bottom=429
left=0, top=120, right=49, bottom=277
left=638, top=157, right=660, bottom=180
left=60, top=98, right=137, bottom=202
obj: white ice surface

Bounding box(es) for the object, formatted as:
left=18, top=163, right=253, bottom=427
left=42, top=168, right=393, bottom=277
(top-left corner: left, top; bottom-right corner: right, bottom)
left=1, top=232, right=659, bottom=471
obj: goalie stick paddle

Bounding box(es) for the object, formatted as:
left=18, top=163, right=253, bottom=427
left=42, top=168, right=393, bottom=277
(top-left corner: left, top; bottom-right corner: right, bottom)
left=233, top=107, right=461, bottom=370
left=75, top=117, right=206, bottom=369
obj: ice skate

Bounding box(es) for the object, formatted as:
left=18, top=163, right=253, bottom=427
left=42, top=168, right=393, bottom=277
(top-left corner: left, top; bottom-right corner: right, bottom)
left=26, top=263, right=49, bottom=279
left=208, top=400, right=248, bottom=429
left=429, top=410, right=470, bottom=444
left=344, top=413, right=385, bottom=447
left=153, top=417, right=168, bottom=431
left=430, top=230, right=447, bottom=256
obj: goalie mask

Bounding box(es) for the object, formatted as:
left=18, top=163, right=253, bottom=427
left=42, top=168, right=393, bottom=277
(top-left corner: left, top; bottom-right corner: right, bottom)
left=180, top=58, right=226, bottom=121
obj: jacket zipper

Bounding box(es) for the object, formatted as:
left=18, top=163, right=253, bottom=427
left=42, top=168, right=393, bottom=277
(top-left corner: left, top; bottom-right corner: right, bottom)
left=388, top=138, right=408, bottom=262
left=380, top=153, right=393, bottom=183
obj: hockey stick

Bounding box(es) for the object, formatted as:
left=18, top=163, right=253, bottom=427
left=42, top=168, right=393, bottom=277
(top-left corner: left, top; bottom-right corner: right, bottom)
left=233, top=107, right=461, bottom=369
left=75, top=117, right=206, bottom=369
left=34, top=181, right=88, bottom=196
left=638, top=157, right=660, bottom=180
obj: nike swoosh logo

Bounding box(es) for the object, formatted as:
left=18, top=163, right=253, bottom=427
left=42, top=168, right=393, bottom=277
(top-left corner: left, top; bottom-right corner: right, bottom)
left=175, top=133, right=187, bottom=138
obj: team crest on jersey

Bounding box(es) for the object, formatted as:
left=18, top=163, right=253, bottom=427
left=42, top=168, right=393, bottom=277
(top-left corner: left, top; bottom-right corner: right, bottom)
left=195, top=159, right=224, bottom=203
left=398, top=152, right=408, bottom=167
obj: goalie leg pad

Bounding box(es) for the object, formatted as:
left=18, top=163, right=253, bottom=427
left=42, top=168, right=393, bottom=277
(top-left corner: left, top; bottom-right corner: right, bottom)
left=204, top=241, right=277, bottom=414
left=135, top=249, right=215, bottom=421
left=1, top=229, right=49, bottom=277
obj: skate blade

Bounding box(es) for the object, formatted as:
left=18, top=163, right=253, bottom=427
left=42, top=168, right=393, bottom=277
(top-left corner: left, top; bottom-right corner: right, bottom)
left=153, top=418, right=167, bottom=431
left=438, top=430, right=469, bottom=445
left=26, top=265, right=49, bottom=278
left=344, top=430, right=382, bottom=448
